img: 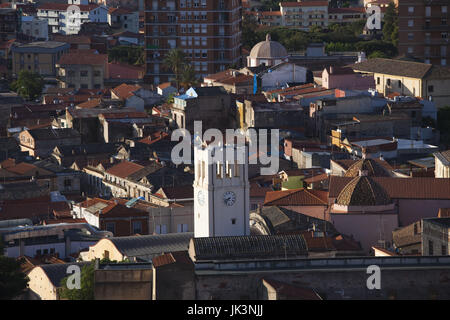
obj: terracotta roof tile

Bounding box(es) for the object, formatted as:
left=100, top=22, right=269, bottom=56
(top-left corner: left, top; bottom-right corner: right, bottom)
left=264, top=188, right=328, bottom=206
left=111, top=83, right=142, bottom=99
left=105, top=161, right=145, bottom=178
left=58, top=52, right=108, bottom=66
left=329, top=176, right=450, bottom=200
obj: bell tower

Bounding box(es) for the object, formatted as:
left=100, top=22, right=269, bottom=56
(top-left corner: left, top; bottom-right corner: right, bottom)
left=193, top=144, right=250, bottom=238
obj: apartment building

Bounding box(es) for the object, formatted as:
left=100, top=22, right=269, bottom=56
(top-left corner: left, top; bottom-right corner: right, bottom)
left=144, top=0, right=242, bottom=85
left=11, top=41, right=70, bottom=77
left=56, top=51, right=109, bottom=90
left=108, top=7, right=139, bottom=33
left=0, top=8, right=20, bottom=41
left=21, top=16, right=49, bottom=41
left=37, top=0, right=108, bottom=35
left=398, top=0, right=449, bottom=66
left=280, top=1, right=329, bottom=31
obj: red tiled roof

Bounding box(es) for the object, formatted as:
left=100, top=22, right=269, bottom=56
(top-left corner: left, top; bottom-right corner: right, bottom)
left=100, top=111, right=148, bottom=119
left=105, top=161, right=144, bottom=178
left=250, top=183, right=273, bottom=198
left=108, top=62, right=144, bottom=80
left=264, top=188, right=328, bottom=206
left=303, top=173, right=329, bottom=184
left=329, top=176, right=450, bottom=200
left=108, top=7, right=134, bottom=15
left=157, top=82, right=174, bottom=90
left=152, top=251, right=192, bottom=268
left=0, top=199, right=70, bottom=221
left=76, top=98, right=102, bottom=109
left=58, top=52, right=108, bottom=66
left=281, top=1, right=328, bottom=7
left=262, top=279, right=322, bottom=300
left=158, top=185, right=193, bottom=200
left=111, top=83, right=142, bottom=99
left=38, top=3, right=99, bottom=12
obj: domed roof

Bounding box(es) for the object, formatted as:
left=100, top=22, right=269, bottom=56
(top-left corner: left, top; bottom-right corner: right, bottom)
left=344, top=159, right=391, bottom=178
left=249, top=34, right=288, bottom=59
left=336, top=176, right=392, bottom=207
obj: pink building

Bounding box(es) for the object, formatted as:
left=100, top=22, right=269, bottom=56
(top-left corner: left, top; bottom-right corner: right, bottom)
left=322, top=66, right=375, bottom=90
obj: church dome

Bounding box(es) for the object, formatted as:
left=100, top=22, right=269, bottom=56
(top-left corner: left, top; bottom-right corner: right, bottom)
left=344, top=158, right=391, bottom=178
left=249, top=34, right=288, bottom=60
left=336, top=176, right=392, bottom=207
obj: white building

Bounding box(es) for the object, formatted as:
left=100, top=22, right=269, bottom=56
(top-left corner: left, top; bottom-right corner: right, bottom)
left=434, top=150, right=450, bottom=178
left=280, top=1, right=329, bottom=31
left=107, top=7, right=139, bottom=34
left=193, top=144, right=250, bottom=238
left=37, top=0, right=108, bottom=35
left=21, top=16, right=48, bottom=41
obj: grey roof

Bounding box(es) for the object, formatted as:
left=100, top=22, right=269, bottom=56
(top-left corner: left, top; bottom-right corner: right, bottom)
left=249, top=34, right=288, bottom=59
left=39, top=262, right=91, bottom=287
left=191, top=234, right=308, bottom=261
left=352, top=58, right=432, bottom=79
left=27, top=128, right=80, bottom=141
left=192, top=86, right=228, bottom=96
left=434, top=150, right=450, bottom=166
left=12, top=41, right=70, bottom=53
left=54, top=143, right=120, bottom=157
left=425, top=217, right=450, bottom=228
left=109, top=232, right=193, bottom=260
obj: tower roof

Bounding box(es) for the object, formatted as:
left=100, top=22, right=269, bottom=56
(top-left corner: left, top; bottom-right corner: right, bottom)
left=249, top=33, right=288, bottom=60
left=344, top=158, right=391, bottom=177
left=336, top=176, right=392, bottom=206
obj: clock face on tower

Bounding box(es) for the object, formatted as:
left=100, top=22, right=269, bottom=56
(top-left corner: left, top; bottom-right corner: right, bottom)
left=197, top=190, right=205, bottom=206
left=223, top=191, right=236, bottom=207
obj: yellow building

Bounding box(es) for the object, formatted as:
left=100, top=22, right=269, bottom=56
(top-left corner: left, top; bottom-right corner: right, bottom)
left=352, top=58, right=450, bottom=109
left=56, top=51, right=109, bottom=90
left=11, top=41, right=70, bottom=77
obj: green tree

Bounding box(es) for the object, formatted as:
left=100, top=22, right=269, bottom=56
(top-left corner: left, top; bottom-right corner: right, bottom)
left=0, top=255, right=29, bottom=300
left=163, top=48, right=188, bottom=91
left=10, top=70, right=44, bottom=101
left=369, top=50, right=388, bottom=58
left=382, top=3, right=398, bottom=46
left=59, top=263, right=94, bottom=300
left=180, top=64, right=200, bottom=90
left=242, top=16, right=262, bottom=50
left=108, top=46, right=144, bottom=65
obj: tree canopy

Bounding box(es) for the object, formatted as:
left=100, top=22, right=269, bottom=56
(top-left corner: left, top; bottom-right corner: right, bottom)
left=10, top=70, right=44, bottom=101
left=108, top=45, right=145, bottom=65
left=59, top=262, right=95, bottom=300
left=0, top=254, right=29, bottom=300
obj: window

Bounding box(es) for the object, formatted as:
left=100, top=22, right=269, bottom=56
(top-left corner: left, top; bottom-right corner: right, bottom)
left=36, top=249, right=42, bottom=256
left=377, top=77, right=380, bottom=85
left=442, top=245, right=447, bottom=255
left=429, top=240, right=434, bottom=255
left=156, top=224, right=167, bottom=234
left=80, top=70, right=88, bottom=77
left=177, top=224, right=189, bottom=232
left=398, top=80, right=402, bottom=88
left=426, top=6, right=431, bottom=17
left=103, top=250, right=109, bottom=260
left=428, top=85, right=434, bottom=93
left=387, top=79, right=391, bottom=86
left=408, top=47, right=413, bottom=54
left=231, top=218, right=236, bottom=225
left=443, top=6, right=448, bottom=13
left=132, top=221, right=142, bottom=234
left=408, top=33, right=414, bottom=40
left=408, top=20, right=413, bottom=27
left=105, top=222, right=115, bottom=234
left=64, top=179, right=72, bottom=187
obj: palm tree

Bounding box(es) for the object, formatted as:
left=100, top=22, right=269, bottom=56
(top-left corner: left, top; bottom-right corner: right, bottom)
left=163, top=49, right=187, bottom=91
left=180, top=64, right=200, bottom=90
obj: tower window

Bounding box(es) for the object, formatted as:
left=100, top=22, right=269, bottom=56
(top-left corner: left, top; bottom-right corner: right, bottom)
left=231, top=219, right=236, bottom=225
left=217, top=162, right=223, bottom=178
left=234, top=162, right=240, bottom=177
